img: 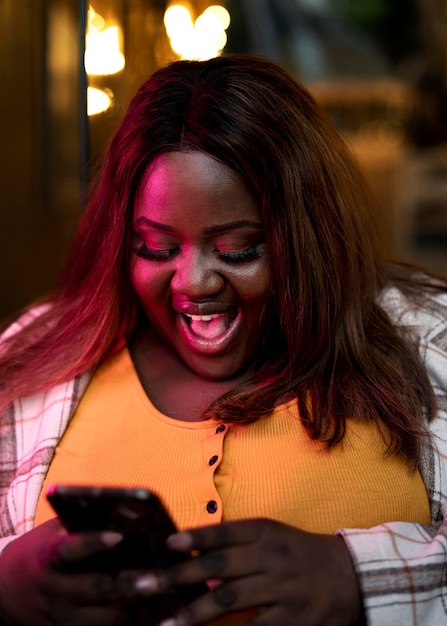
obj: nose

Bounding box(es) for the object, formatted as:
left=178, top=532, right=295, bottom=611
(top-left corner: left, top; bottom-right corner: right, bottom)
left=170, top=248, right=224, bottom=298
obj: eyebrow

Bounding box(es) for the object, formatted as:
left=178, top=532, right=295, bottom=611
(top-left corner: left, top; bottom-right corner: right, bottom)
left=134, top=217, right=263, bottom=235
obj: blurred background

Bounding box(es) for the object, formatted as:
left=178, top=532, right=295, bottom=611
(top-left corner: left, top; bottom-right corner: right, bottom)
left=1, top=0, right=447, bottom=320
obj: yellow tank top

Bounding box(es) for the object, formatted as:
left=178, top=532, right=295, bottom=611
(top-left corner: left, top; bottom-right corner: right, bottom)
left=35, top=346, right=431, bottom=625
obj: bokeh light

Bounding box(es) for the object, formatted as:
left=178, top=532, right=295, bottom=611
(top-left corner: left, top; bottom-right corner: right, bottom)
left=85, top=5, right=125, bottom=76
left=87, top=87, right=114, bottom=116
left=164, top=3, right=231, bottom=60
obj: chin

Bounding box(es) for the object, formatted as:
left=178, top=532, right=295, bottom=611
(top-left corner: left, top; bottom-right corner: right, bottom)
left=186, top=355, right=247, bottom=382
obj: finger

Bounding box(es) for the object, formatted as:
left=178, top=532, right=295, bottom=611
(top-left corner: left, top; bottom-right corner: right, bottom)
left=45, top=531, right=123, bottom=569
left=52, top=571, right=124, bottom=605
left=158, top=574, right=274, bottom=626
left=167, top=519, right=274, bottom=553
left=134, top=542, right=262, bottom=598
left=187, top=543, right=264, bottom=580
left=245, top=605, right=299, bottom=626
left=49, top=602, right=130, bottom=626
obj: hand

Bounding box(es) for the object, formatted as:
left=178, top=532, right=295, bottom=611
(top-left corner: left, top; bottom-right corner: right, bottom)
left=134, top=519, right=364, bottom=626
left=0, top=518, right=131, bottom=626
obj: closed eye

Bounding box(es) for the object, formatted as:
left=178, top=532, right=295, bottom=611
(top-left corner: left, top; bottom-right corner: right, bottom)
left=217, top=245, right=264, bottom=263
left=132, top=242, right=265, bottom=263
left=133, top=243, right=178, bottom=261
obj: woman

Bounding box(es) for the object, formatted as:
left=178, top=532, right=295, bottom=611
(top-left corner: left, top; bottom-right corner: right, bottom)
left=0, top=54, right=446, bottom=625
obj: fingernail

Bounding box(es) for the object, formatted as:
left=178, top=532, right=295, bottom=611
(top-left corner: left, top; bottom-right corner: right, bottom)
left=166, top=531, right=192, bottom=551
left=100, top=531, right=123, bottom=547
left=135, top=574, right=159, bottom=593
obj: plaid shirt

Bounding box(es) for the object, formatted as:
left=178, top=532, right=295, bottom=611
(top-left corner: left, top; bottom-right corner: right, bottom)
left=1, top=288, right=447, bottom=625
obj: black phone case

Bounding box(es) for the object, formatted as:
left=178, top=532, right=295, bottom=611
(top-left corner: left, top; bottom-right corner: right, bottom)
left=47, top=485, right=207, bottom=623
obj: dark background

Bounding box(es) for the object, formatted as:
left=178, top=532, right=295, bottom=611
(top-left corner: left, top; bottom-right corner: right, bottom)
left=1, top=0, right=446, bottom=321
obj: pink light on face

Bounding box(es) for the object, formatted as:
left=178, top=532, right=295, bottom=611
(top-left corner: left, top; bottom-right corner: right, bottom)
left=130, top=151, right=271, bottom=381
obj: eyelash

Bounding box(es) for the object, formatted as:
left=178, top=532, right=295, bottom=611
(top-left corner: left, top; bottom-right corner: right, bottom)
left=133, top=243, right=262, bottom=264
left=133, top=245, right=175, bottom=261
left=218, top=247, right=262, bottom=263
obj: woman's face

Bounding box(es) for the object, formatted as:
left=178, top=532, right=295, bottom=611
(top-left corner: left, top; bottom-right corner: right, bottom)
left=130, top=151, right=271, bottom=380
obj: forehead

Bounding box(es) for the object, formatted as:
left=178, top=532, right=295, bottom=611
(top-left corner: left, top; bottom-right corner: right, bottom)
left=134, top=151, right=261, bottom=226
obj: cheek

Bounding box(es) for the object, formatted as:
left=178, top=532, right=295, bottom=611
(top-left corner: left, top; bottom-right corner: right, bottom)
left=129, top=261, right=144, bottom=298
left=239, top=263, right=271, bottom=302
left=129, top=261, right=168, bottom=304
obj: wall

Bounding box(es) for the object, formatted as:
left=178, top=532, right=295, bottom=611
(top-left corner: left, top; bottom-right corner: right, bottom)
left=0, top=0, right=83, bottom=320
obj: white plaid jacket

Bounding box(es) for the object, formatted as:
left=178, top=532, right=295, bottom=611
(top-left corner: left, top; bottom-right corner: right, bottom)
left=1, top=288, right=447, bottom=625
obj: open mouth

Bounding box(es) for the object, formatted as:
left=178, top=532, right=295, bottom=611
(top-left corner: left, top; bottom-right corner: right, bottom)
left=182, top=310, right=238, bottom=341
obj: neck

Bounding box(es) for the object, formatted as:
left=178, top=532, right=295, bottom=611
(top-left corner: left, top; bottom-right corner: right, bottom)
left=128, top=326, right=250, bottom=421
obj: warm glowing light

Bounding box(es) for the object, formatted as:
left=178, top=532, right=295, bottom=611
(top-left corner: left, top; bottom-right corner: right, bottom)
left=164, top=3, right=231, bottom=60
left=85, top=5, right=125, bottom=75
left=164, top=4, right=194, bottom=36
left=87, top=86, right=114, bottom=115
left=202, top=5, right=231, bottom=30
left=88, top=6, right=105, bottom=31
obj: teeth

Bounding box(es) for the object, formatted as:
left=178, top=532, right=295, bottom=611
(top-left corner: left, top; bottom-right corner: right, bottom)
left=185, top=314, right=220, bottom=322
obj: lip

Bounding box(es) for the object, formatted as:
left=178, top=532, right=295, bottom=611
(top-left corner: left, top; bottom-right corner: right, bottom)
left=174, top=301, right=235, bottom=316
left=177, top=307, right=242, bottom=355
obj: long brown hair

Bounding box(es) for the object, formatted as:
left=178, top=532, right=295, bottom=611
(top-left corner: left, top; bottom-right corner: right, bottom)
left=1, top=55, right=445, bottom=461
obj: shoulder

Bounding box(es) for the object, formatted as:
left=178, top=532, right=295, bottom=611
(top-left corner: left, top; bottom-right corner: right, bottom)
left=380, top=283, right=447, bottom=391
left=379, top=284, right=447, bottom=348
left=0, top=303, right=51, bottom=343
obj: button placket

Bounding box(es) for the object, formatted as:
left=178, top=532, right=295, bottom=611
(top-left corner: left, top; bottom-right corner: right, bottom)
left=195, top=423, right=227, bottom=522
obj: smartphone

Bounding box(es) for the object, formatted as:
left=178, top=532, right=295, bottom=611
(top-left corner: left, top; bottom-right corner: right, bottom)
left=47, top=484, right=207, bottom=617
